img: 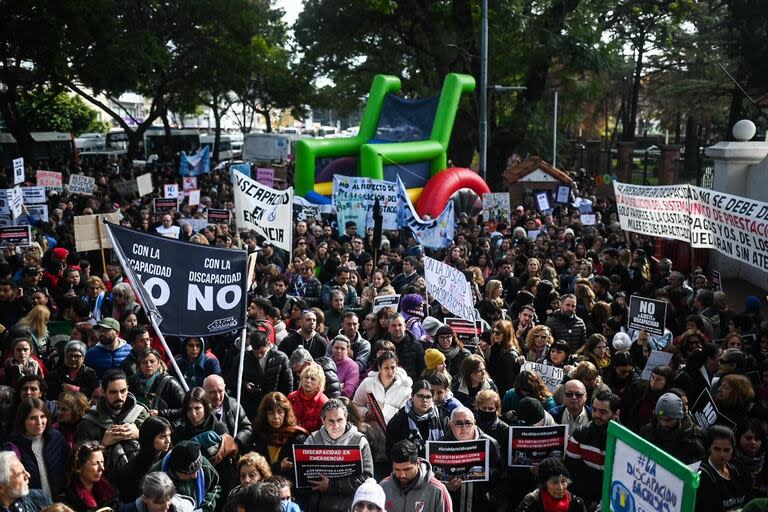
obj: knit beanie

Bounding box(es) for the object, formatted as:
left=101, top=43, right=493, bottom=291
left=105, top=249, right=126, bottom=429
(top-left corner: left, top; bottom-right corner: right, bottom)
left=612, top=332, right=632, bottom=353
left=400, top=293, right=425, bottom=318
left=654, top=393, right=684, bottom=420
left=168, top=441, right=203, bottom=475
left=424, top=348, right=446, bottom=371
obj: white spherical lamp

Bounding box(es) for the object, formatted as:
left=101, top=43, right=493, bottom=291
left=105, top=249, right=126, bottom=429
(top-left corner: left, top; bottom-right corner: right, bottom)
left=732, top=119, right=756, bottom=141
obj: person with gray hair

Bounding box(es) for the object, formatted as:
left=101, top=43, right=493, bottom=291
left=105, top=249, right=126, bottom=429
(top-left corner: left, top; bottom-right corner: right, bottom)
left=45, top=340, right=100, bottom=399
left=121, top=471, right=195, bottom=512
left=289, top=348, right=341, bottom=399
left=0, top=451, right=52, bottom=511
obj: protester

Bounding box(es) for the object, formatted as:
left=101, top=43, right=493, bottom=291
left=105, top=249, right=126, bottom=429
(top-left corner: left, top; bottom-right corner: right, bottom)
left=0, top=451, right=52, bottom=511
left=64, top=441, right=120, bottom=512
left=517, top=457, right=587, bottom=512
left=380, top=440, right=451, bottom=512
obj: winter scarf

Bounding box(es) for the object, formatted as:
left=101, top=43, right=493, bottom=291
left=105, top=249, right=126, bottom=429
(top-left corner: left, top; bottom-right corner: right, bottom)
left=72, top=477, right=117, bottom=509
left=260, top=424, right=309, bottom=448
left=132, top=371, right=159, bottom=408
left=405, top=400, right=444, bottom=445
left=541, top=490, right=571, bottom=512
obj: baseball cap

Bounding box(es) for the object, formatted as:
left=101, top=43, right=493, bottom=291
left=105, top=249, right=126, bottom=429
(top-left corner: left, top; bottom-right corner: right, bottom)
left=96, top=317, right=121, bottom=331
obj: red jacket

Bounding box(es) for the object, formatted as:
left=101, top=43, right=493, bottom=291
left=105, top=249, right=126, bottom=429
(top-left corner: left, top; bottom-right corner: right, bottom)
left=288, top=389, right=329, bottom=433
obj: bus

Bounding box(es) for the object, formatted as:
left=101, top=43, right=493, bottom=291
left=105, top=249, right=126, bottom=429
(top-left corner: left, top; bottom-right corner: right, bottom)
left=0, top=132, right=75, bottom=167
left=143, top=128, right=200, bottom=158
left=201, top=134, right=234, bottom=161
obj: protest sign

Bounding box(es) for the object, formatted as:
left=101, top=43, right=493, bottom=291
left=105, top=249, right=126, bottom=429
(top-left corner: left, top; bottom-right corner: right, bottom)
left=153, top=198, right=178, bottom=213
left=179, top=218, right=209, bottom=233
left=114, top=179, right=139, bottom=197
left=333, top=175, right=399, bottom=234
left=372, top=294, right=400, bottom=314
left=5, top=186, right=24, bottom=220
left=711, top=269, right=722, bottom=292
left=187, top=190, right=201, bottom=207
left=74, top=213, right=121, bottom=252
left=182, top=177, right=198, bottom=192
left=0, top=215, right=12, bottom=227
left=0, top=225, right=32, bottom=247
left=69, top=174, right=96, bottom=195
left=640, top=350, right=673, bottom=380
left=535, top=191, right=551, bottom=212
left=602, top=422, right=698, bottom=512
left=164, top=184, right=179, bottom=199
left=483, top=192, right=511, bottom=232
left=207, top=209, right=231, bottom=224
left=256, top=167, right=275, bottom=187
left=25, top=204, right=48, bottom=222
left=445, top=317, right=482, bottom=346
left=424, top=257, right=476, bottom=322
left=232, top=170, right=293, bottom=252
left=292, top=446, right=363, bottom=488
left=294, top=202, right=322, bottom=222
left=521, top=362, right=564, bottom=393
left=555, top=185, right=571, bottom=204
left=581, top=213, right=596, bottom=226
left=13, top=158, right=24, bottom=185
left=21, top=187, right=46, bottom=204
left=137, top=173, right=153, bottom=196
left=397, top=177, right=454, bottom=249
left=573, top=197, right=593, bottom=213
left=426, top=439, right=489, bottom=483
left=36, top=170, right=63, bottom=190
left=691, top=389, right=735, bottom=431
left=628, top=295, right=667, bottom=336
left=508, top=425, right=568, bottom=467
left=106, top=223, right=247, bottom=337
left=527, top=229, right=541, bottom=239
left=179, top=146, right=211, bottom=176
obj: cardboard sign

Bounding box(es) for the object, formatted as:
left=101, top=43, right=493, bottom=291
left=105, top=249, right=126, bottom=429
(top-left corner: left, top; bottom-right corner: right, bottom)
left=372, top=294, right=400, bottom=314
left=508, top=425, right=568, bottom=467
left=21, top=186, right=46, bottom=204
left=74, top=213, right=121, bottom=252
left=535, top=191, right=551, bottom=212
left=581, top=213, right=596, bottom=226
left=137, top=173, right=154, bottom=196
left=555, top=185, right=570, bottom=204
left=114, top=179, right=139, bottom=197
left=207, top=209, right=231, bottom=224
left=69, top=174, right=96, bottom=195
left=256, top=167, right=275, bottom=187
left=292, top=446, right=363, bottom=488
left=182, top=177, right=198, bottom=192
left=426, top=439, right=489, bottom=483
left=602, top=422, right=698, bottom=512
left=164, top=183, right=179, bottom=199
left=36, top=170, right=63, bottom=190
left=640, top=350, right=673, bottom=380
left=6, top=187, right=23, bottom=219
left=153, top=198, right=178, bottom=213
left=187, top=190, right=201, bottom=207
left=445, top=317, right=482, bottom=346
left=691, top=389, right=735, bottom=431
left=711, top=269, right=722, bottom=292
left=13, top=158, right=24, bottom=185
left=522, top=361, right=564, bottom=393
left=424, top=257, right=476, bottom=322
left=0, top=225, right=32, bottom=247
left=628, top=295, right=668, bottom=336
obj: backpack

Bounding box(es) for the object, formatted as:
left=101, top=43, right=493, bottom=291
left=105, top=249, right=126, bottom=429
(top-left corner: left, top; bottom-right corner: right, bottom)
left=82, top=403, right=146, bottom=478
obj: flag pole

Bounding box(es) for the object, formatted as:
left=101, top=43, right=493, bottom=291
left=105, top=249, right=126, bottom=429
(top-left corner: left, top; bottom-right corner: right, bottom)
left=233, top=245, right=251, bottom=437
left=147, top=312, right=189, bottom=392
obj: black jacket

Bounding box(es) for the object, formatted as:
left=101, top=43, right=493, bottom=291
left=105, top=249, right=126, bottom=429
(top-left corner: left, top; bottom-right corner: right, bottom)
left=545, top=311, right=587, bottom=351
left=487, top=344, right=520, bottom=398
left=46, top=364, right=100, bottom=399
left=385, top=331, right=425, bottom=381
left=250, top=428, right=309, bottom=477
left=238, top=347, right=293, bottom=418
left=638, top=415, right=704, bottom=464
left=214, top=395, right=253, bottom=449
left=385, top=406, right=447, bottom=458
left=128, top=372, right=186, bottom=421
left=517, top=489, right=587, bottom=512
left=279, top=331, right=328, bottom=360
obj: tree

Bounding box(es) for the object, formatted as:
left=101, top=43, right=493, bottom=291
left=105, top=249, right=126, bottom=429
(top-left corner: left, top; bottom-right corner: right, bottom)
left=16, top=89, right=109, bottom=134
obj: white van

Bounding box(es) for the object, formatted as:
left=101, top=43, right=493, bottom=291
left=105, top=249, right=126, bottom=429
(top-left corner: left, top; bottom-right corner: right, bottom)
left=201, top=134, right=234, bottom=160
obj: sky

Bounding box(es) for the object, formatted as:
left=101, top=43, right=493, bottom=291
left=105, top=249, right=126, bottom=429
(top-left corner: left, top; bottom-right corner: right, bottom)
left=275, top=0, right=302, bottom=25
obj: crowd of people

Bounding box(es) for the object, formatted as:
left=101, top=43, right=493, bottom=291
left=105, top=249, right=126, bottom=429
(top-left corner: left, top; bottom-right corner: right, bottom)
left=0, top=155, right=767, bottom=512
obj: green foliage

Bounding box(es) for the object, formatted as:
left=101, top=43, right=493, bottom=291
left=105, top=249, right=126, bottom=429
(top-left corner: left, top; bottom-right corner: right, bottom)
left=16, top=90, right=109, bottom=135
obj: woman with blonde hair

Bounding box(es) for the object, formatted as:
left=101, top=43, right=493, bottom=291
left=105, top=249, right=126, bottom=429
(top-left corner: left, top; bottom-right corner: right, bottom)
left=485, top=279, right=507, bottom=309
left=523, top=325, right=553, bottom=363
left=16, top=305, right=51, bottom=355
left=228, top=452, right=273, bottom=496
left=488, top=320, right=522, bottom=397
left=288, top=362, right=328, bottom=433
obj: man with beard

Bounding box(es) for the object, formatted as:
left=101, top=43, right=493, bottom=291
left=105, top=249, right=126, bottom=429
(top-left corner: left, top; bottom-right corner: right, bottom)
left=279, top=310, right=327, bottom=360
left=75, top=369, right=150, bottom=479
left=380, top=440, right=451, bottom=512
left=0, top=452, right=52, bottom=511
left=84, top=317, right=133, bottom=378
left=639, top=393, right=704, bottom=464
left=565, top=390, right=621, bottom=509
left=545, top=294, right=587, bottom=351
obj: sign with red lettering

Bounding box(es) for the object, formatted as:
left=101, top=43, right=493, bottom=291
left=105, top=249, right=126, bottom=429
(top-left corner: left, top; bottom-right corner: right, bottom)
left=508, top=425, right=567, bottom=467
left=292, top=445, right=362, bottom=488
left=426, top=439, right=489, bottom=482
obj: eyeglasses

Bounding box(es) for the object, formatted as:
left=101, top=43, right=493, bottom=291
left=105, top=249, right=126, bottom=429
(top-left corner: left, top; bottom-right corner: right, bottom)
left=297, top=241, right=307, bottom=245
left=414, top=394, right=433, bottom=401
left=492, top=329, right=502, bottom=335
left=453, top=421, right=474, bottom=428
left=564, top=392, right=585, bottom=398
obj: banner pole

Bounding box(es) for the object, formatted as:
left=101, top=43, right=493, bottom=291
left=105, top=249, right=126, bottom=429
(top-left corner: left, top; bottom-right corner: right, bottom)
left=233, top=326, right=248, bottom=437
left=147, top=312, right=189, bottom=393
left=95, top=216, right=107, bottom=276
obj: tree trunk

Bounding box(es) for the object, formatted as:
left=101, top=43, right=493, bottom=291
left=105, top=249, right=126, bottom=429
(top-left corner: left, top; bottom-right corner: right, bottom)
left=622, top=39, right=645, bottom=142
left=0, top=88, right=36, bottom=165
left=212, top=99, right=221, bottom=163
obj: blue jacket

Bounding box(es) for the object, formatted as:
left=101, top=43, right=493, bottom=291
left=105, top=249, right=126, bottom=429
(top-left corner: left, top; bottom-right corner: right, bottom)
left=0, top=489, right=52, bottom=512
left=174, top=338, right=222, bottom=389
left=4, top=429, right=70, bottom=497
left=85, top=339, right=133, bottom=378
